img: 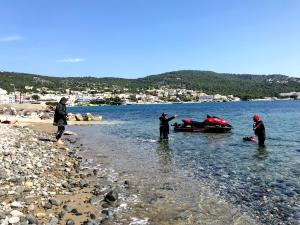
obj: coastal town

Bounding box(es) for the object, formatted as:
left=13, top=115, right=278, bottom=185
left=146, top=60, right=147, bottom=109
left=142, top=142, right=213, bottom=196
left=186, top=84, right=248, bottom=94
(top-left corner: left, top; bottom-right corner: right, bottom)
left=0, top=85, right=299, bottom=106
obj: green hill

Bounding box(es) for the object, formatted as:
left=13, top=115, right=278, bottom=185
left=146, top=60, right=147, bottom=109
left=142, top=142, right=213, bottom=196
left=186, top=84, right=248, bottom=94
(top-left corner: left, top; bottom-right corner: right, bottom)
left=0, top=70, right=300, bottom=98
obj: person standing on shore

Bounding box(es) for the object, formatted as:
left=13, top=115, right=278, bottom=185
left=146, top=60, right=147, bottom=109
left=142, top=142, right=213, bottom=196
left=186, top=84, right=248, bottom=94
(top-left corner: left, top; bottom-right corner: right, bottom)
left=53, top=97, right=68, bottom=144
left=159, top=113, right=177, bottom=141
left=253, top=114, right=266, bottom=147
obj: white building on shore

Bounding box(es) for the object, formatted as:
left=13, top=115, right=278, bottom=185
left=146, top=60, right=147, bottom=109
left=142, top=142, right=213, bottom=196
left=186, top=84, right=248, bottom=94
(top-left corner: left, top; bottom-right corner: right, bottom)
left=0, top=88, right=16, bottom=104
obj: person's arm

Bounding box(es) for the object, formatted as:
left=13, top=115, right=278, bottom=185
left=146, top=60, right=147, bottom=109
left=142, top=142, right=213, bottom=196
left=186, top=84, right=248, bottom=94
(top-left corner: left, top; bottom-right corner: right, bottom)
left=166, top=115, right=178, bottom=122
left=253, top=121, right=262, bottom=130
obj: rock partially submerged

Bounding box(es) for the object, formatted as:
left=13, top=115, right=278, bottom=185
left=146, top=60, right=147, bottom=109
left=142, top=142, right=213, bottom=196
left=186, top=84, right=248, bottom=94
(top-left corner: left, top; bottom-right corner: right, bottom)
left=68, top=113, right=102, bottom=122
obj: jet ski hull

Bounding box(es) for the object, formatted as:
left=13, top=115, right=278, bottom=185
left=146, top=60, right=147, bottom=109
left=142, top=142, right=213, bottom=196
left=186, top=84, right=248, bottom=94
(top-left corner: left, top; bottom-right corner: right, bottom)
left=173, top=124, right=232, bottom=133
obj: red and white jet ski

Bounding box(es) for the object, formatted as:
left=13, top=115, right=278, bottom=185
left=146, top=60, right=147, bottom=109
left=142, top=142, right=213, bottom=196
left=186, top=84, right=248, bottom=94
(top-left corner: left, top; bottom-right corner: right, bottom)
left=173, top=115, right=233, bottom=133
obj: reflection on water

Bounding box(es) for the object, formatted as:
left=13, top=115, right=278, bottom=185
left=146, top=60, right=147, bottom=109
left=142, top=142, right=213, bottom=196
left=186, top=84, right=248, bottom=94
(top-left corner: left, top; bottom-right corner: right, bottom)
left=157, top=141, right=173, bottom=170
left=254, top=146, right=268, bottom=160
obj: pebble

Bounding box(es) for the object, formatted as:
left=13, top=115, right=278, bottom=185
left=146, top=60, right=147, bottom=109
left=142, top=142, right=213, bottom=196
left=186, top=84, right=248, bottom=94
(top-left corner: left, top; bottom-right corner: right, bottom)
left=24, top=181, right=33, bottom=188
left=43, top=202, right=52, bottom=209
left=26, top=214, right=38, bottom=224
left=49, top=198, right=61, bottom=206
left=47, top=217, right=59, bottom=225
left=9, top=216, right=20, bottom=224
left=10, top=201, right=23, bottom=208
left=104, top=190, right=118, bottom=202
left=66, top=219, right=75, bottom=225
left=36, top=212, right=46, bottom=219
left=10, top=210, right=24, bottom=217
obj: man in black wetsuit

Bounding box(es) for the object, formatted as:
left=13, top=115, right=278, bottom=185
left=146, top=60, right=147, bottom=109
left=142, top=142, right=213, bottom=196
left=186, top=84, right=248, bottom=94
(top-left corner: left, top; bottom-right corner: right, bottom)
left=159, top=113, right=177, bottom=141
left=53, top=97, right=68, bottom=144
left=253, top=114, right=266, bottom=147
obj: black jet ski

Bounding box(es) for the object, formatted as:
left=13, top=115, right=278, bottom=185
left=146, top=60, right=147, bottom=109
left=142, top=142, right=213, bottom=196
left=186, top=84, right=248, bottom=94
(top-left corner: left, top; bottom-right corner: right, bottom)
left=173, top=115, right=233, bottom=133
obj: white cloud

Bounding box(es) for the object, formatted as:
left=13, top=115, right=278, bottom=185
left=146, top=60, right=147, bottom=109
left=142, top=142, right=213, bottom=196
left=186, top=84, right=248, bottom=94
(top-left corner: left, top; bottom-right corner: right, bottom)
left=0, top=35, right=22, bottom=42
left=57, top=58, right=86, bottom=63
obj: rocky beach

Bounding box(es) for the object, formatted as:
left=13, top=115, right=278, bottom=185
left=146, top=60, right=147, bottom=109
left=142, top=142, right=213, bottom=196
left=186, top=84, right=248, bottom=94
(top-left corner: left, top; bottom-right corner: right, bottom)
left=0, top=122, right=149, bottom=225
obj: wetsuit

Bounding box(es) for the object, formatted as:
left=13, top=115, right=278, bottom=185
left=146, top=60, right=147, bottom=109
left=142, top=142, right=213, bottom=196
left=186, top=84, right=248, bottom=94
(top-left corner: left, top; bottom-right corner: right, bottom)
left=53, top=99, right=68, bottom=140
left=159, top=116, right=175, bottom=140
left=253, top=120, right=265, bottom=146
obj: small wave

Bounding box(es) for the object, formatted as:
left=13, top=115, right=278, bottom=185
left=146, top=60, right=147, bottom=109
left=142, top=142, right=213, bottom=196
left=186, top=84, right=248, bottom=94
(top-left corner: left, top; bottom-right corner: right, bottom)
left=98, top=120, right=128, bottom=125
left=136, top=137, right=158, bottom=143
left=129, top=217, right=149, bottom=225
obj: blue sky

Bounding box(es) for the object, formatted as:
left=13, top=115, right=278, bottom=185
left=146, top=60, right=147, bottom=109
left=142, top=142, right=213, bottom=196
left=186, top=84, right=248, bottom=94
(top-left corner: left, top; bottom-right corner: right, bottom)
left=0, top=0, right=299, bottom=78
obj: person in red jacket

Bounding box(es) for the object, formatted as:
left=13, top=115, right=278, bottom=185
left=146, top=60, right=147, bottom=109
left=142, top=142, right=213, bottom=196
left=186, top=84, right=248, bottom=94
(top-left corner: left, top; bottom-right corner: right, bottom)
left=253, top=114, right=266, bottom=147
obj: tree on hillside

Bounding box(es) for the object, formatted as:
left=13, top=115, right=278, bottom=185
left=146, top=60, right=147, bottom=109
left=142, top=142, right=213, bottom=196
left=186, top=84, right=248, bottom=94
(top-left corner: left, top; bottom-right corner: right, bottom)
left=31, top=94, right=40, bottom=101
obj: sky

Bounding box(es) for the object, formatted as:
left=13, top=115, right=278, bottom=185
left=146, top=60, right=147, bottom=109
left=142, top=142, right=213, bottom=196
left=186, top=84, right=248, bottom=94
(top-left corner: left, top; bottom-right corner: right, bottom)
left=0, top=0, right=300, bottom=78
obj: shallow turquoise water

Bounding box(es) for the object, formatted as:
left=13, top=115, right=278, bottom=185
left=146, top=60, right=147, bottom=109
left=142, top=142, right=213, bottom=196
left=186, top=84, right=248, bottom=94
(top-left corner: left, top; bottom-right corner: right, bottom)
left=69, top=101, right=300, bottom=224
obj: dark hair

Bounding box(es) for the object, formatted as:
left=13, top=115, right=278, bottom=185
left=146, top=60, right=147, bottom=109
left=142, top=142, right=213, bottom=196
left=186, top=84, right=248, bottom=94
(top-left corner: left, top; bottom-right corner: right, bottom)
left=60, top=97, right=68, bottom=104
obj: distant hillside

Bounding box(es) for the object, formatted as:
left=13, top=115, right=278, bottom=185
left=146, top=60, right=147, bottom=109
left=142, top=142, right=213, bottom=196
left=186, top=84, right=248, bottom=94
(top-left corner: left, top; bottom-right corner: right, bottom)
left=1, top=70, right=300, bottom=98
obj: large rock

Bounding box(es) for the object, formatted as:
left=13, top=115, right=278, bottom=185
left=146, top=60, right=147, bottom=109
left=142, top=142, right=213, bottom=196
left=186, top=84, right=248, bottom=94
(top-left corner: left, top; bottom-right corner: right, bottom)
left=92, top=115, right=102, bottom=121
left=10, top=107, right=17, bottom=115
left=67, top=113, right=76, bottom=121
left=75, top=114, right=84, bottom=121
left=40, top=112, right=51, bottom=120
left=82, top=113, right=102, bottom=121
left=31, top=112, right=38, bottom=118
left=82, top=113, right=93, bottom=121
left=2, top=107, right=17, bottom=115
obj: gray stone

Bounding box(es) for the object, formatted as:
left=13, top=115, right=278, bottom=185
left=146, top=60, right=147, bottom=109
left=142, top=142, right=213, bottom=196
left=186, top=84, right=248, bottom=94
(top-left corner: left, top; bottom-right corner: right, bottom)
left=20, top=222, right=29, bottom=225
left=47, top=217, right=58, bottom=225
left=79, top=180, right=89, bottom=188
left=0, top=211, right=6, bottom=219
left=43, top=202, right=52, bottom=209
left=62, top=205, right=73, bottom=213
left=58, top=211, right=65, bottom=220
left=101, top=209, right=114, bottom=217
left=15, top=186, right=25, bottom=195
left=88, top=196, right=101, bottom=204
left=26, top=214, right=38, bottom=224
left=49, top=198, right=61, bottom=206
left=104, top=190, right=118, bottom=202
left=66, top=219, right=75, bottom=225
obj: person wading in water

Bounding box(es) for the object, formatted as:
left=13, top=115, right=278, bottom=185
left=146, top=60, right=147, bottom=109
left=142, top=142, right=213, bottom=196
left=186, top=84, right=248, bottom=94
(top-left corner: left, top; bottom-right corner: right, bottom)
left=253, top=114, right=266, bottom=147
left=159, top=113, right=177, bottom=141
left=53, top=97, right=68, bottom=144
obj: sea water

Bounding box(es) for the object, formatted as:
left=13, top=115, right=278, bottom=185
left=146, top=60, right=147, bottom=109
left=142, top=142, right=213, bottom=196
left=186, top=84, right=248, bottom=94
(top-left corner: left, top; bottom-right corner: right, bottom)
left=69, top=101, right=300, bottom=225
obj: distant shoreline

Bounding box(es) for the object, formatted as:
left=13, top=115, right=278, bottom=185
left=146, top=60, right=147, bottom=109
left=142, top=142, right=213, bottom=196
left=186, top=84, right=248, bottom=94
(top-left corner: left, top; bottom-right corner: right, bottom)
left=69, top=98, right=297, bottom=107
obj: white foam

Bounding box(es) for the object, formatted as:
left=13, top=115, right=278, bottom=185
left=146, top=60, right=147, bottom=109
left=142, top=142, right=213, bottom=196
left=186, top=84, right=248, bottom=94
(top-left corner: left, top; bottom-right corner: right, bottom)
left=129, top=217, right=149, bottom=225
